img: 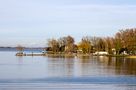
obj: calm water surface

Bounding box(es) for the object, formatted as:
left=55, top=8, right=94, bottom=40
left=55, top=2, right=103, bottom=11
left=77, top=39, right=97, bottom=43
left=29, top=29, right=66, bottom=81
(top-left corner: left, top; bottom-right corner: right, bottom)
left=0, top=51, right=136, bottom=90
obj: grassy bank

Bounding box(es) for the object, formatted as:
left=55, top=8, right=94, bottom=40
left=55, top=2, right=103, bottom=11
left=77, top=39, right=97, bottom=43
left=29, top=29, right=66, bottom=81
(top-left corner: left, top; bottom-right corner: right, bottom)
left=126, top=55, right=136, bottom=58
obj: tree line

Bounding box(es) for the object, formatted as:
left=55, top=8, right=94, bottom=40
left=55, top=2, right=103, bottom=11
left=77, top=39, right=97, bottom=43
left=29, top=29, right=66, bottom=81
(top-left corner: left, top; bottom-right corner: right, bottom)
left=47, top=28, right=136, bottom=55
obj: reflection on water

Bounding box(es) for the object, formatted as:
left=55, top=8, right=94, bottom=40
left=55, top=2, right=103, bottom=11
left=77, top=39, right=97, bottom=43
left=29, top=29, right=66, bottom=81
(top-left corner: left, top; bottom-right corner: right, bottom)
left=0, top=52, right=136, bottom=90
left=0, top=52, right=136, bottom=79
left=47, top=56, right=136, bottom=77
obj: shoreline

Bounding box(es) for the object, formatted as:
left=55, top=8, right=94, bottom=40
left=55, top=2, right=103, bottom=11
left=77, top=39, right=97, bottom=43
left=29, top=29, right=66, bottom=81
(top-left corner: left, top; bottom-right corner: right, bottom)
left=126, top=55, right=136, bottom=59
left=15, top=53, right=136, bottom=58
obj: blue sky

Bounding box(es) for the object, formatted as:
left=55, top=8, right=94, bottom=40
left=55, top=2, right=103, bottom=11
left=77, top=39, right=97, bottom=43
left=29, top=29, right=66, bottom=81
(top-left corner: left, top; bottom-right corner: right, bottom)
left=0, top=0, right=136, bottom=47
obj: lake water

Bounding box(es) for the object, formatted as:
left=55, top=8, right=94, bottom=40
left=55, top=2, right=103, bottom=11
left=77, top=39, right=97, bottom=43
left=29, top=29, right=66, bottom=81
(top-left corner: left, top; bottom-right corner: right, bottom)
left=0, top=51, right=136, bottom=90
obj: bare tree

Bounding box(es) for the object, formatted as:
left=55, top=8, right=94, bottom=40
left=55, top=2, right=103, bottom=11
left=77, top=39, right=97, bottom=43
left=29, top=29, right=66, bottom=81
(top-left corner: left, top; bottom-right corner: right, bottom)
left=65, top=35, right=75, bottom=53
left=47, top=39, right=59, bottom=53
left=16, top=45, right=24, bottom=53
left=96, top=38, right=106, bottom=51
left=58, top=37, right=67, bottom=52
left=58, top=37, right=67, bottom=47
left=105, top=37, right=113, bottom=54
left=89, top=36, right=101, bottom=52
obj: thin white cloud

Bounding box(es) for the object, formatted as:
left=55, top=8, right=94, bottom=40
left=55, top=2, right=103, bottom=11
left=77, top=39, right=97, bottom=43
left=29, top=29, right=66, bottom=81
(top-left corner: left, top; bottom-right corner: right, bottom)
left=0, top=0, right=136, bottom=46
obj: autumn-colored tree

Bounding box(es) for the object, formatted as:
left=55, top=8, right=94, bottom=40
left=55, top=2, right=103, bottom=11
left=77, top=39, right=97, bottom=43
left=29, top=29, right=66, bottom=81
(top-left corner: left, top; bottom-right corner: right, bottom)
left=115, top=29, right=136, bottom=54
left=78, top=36, right=92, bottom=54
left=46, top=28, right=136, bottom=55
left=110, top=28, right=136, bottom=54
